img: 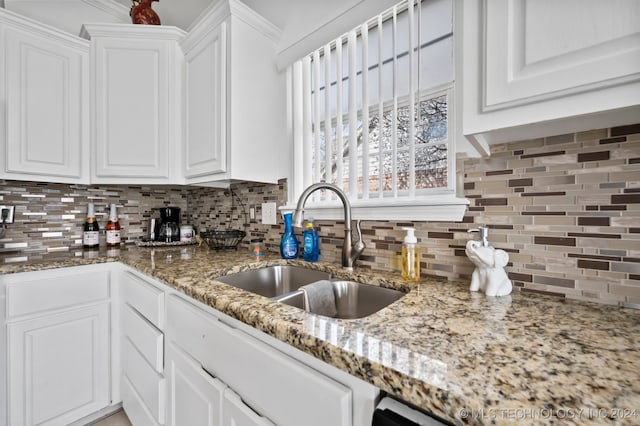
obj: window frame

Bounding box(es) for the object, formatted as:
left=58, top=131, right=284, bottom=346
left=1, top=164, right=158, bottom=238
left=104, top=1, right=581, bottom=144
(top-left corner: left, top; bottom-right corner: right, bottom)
left=285, top=0, right=468, bottom=222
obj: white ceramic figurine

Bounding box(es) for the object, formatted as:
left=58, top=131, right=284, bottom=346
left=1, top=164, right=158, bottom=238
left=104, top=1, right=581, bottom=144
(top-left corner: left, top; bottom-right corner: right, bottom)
left=465, top=239, right=513, bottom=296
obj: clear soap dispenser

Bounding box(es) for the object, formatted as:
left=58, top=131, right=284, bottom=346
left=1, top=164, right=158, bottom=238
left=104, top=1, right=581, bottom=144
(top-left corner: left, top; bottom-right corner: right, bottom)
left=401, top=227, right=420, bottom=282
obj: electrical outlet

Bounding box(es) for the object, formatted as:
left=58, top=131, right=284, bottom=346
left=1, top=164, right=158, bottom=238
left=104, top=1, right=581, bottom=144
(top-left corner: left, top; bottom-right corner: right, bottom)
left=0, top=205, right=15, bottom=224
left=261, top=202, right=277, bottom=225
left=249, top=206, right=256, bottom=220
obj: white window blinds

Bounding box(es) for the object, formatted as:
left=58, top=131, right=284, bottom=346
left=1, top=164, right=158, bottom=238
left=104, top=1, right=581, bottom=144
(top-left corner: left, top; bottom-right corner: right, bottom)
left=290, top=0, right=468, bottom=221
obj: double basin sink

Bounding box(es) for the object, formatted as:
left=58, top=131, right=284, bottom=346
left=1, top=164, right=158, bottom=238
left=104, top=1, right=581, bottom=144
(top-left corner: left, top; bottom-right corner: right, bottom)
left=216, top=265, right=405, bottom=319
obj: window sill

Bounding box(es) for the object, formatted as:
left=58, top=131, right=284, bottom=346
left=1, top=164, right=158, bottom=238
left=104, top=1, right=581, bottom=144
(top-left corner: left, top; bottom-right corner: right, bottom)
left=281, top=193, right=469, bottom=222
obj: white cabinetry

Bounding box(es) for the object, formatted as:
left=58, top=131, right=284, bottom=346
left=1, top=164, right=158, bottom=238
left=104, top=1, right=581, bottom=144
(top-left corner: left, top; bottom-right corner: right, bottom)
left=81, top=24, right=185, bottom=184
left=167, top=294, right=357, bottom=426
left=0, top=264, right=113, bottom=426
left=0, top=9, right=90, bottom=183
left=120, top=269, right=166, bottom=425
left=181, top=0, right=287, bottom=186
left=459, top=0, right=640, bottom=154
left=222, top=389, right=275, bottom=426
left=166, top=343, right=225, bottom=426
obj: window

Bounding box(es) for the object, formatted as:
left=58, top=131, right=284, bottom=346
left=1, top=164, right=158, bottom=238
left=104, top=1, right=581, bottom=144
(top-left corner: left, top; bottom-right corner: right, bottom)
left=289, top=0, right=467, bottom=221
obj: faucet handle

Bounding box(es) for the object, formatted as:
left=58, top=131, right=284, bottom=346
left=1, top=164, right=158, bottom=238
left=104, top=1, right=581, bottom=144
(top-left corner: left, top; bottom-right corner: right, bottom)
left=354, top=220, right=365, bottom=248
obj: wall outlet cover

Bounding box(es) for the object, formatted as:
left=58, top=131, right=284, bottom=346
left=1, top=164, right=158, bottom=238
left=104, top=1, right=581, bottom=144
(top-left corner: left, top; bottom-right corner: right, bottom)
left=262, top=202, right=277, bottom=225
left=0, top=205, right=15, bottom=224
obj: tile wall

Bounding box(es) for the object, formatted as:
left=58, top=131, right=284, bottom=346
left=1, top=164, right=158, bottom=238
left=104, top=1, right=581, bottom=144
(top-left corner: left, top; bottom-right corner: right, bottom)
left=0, top=182, right=189, bottom=255
left=1, top=124, right=638, bottom=305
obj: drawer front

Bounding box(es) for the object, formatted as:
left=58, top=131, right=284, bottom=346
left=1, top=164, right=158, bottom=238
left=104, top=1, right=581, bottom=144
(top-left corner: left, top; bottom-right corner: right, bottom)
left=122, top=271, right=165, bottom=330
left=5, top=266, right=110, bottom=319
left=122, top=375, right=161, bottom=426
left=122, top=337, right=166, bottom=424
left=123, top=303, right=164, bottom=373
left=166, top=294, right=217, bottom=364
left=167, top=295, right=352, bottom=426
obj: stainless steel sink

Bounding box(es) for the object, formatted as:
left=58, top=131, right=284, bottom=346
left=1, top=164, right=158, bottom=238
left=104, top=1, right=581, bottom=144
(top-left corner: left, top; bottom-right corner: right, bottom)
left=216, top=266, right=405, bottom=319
left=215, top=265, right=330, bottom=298
left=274, top=280, right=405, bottom=319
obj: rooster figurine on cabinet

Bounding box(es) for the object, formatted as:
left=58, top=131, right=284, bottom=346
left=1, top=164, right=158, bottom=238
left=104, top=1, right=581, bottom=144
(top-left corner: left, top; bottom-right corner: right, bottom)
left=130, top=0, right=161, bottom=25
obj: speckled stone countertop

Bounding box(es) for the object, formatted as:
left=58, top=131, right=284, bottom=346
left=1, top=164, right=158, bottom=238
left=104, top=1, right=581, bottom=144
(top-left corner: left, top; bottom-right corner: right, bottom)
left=2, top=245, right=640, bottom=425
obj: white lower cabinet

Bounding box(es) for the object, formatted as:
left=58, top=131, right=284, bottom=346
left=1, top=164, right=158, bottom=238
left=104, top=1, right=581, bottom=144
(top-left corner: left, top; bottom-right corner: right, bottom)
left=120, top=269, right=166, bottom=425
left=166, top=342, right=225, bottom=426
left=8, top=304, right=110, bottom=426
left=166, top=339, right=276, bottom=426
left=0, top=264, right=113, bottom=426
left=166, top=294, right=357, bottom=426
left=0, top=263, right=379, bottom=426
left=222, top=389, right=275, bottom=426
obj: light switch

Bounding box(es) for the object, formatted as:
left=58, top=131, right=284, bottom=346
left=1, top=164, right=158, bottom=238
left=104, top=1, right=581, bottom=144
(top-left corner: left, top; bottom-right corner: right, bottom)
left=261, top=202, right=277, bottom=225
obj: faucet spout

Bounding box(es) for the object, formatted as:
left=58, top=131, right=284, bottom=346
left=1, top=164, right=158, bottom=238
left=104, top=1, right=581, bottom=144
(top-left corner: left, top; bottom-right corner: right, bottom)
left=293, top=183, right=365, bottom=270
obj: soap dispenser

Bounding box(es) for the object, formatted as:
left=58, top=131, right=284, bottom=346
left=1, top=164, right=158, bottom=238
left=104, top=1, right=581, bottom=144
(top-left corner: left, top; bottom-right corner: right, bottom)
left=401, top=227, right=420, bottom=282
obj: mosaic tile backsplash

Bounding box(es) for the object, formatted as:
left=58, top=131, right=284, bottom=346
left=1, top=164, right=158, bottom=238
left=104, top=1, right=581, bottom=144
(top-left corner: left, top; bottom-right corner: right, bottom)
left=1, top=124, right=638, bottom=305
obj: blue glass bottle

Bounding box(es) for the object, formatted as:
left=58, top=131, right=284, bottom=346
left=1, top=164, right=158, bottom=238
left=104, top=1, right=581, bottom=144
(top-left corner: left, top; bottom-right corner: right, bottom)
left=302, top=220, right=319, bottom=262
left=280, top=213, right=299, bottom=259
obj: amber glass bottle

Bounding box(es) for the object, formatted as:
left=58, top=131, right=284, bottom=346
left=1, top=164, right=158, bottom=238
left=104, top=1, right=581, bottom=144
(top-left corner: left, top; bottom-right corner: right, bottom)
left=106, top=203, right=121, bottom=246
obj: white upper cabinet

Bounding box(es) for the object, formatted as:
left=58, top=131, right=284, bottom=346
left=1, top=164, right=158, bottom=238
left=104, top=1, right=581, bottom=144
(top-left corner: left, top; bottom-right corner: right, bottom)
left=181, top=0, right=288, bottom=187
left=81, top=23, right=186, bottom=184
left=0, top=9, right=90, bottom=184
left=182, top=21, right=227, bottom=179
left=458, top=0, right=640, bottom=155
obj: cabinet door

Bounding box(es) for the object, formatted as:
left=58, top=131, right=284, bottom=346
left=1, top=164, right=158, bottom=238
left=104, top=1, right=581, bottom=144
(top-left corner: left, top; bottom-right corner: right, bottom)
left=222, top=389, right=274, bottom=426
left=167, top=343, right=224, bottom=426
left=183, top=22, right=227, bottom=179
left=460, top=0, right=640, bottom=149
left=483, top=0, right=640, bottom=111
left=0, top=17, right=89, bottom=183
left=91, top=36, right=172, bottom=182
left=167, top=295, right=353, bottom=426
left=7, top=303, right=110, bottom=426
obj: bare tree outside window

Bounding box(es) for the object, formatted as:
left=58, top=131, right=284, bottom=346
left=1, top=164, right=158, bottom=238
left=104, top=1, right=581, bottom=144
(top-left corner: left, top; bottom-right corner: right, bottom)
left=301, top=0, right=455, bottom=207
left=315, top=94, right=448, bottom=197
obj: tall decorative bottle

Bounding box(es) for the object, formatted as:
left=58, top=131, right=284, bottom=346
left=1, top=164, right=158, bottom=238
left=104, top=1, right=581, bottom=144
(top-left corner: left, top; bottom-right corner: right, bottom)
left=106, top=203, right=121, bottom=246
left=280, top=213, right=299, bottom=259
left=83, top=203, right=100, bottom=249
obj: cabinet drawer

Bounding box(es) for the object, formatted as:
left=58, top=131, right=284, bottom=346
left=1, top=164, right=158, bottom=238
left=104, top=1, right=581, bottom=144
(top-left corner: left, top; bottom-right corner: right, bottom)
left=123, top=303, right=164, bottom=373
left=166, top=294, right=215, bottom=363
left=122, top=271, right=165, bottom=330
left=5, top=266, right=110, bottom=319
left=167, top=295, right=352, bottom=426
left=122, top=375, right=161, bottom=426
left=123, top=337, right=166, bottom=424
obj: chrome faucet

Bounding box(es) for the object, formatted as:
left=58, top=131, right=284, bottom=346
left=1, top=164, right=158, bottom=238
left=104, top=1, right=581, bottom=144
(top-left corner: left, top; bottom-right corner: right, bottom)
left=292, top=183, right=365, bottom=270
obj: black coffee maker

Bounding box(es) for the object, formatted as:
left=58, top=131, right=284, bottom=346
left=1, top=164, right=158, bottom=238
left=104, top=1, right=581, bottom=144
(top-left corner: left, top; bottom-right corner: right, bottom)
left=157, top=207, right=180, bottom=242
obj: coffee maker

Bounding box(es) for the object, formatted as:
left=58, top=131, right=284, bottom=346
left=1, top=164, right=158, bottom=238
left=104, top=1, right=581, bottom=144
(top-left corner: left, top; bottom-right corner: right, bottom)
left=156, top=207, right=180, bottom=242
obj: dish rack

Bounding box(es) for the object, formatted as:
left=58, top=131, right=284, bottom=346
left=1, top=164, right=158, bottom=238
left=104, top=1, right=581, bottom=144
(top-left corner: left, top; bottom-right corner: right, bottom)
left=200, top=230, right=246, bottom=250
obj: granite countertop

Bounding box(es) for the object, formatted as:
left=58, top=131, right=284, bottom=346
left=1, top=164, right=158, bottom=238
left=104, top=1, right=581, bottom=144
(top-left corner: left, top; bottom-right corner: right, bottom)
left=2, top=245, right=640, bottom=425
